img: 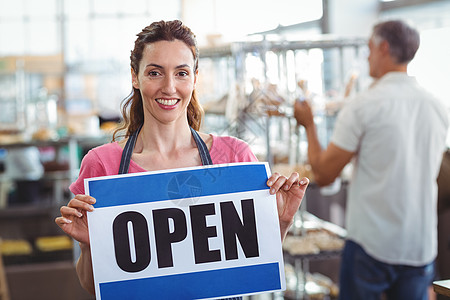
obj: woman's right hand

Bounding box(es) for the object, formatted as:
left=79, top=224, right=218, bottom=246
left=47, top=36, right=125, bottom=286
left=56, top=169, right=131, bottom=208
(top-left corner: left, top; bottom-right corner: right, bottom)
left=55, top=194, right=96, bottom=245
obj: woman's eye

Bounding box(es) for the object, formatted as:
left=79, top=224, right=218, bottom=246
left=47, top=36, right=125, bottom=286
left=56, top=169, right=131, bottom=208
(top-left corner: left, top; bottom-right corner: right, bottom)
left=148, top=71, right=160, bottom=76
left=178, top=71, right=189, bottom=77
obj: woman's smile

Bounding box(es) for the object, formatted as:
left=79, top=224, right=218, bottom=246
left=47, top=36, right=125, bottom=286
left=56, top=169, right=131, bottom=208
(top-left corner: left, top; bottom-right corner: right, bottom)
left=155, top=98, right=180, bottom=108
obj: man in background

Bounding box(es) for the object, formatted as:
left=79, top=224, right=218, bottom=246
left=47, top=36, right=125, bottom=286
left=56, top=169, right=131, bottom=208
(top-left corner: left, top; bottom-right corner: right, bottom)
left=294, top=19, right=449, bottom=300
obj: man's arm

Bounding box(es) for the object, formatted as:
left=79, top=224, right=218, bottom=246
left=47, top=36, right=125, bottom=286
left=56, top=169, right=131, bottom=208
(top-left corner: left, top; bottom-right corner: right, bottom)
left=295, top=101, right=354, bottom=186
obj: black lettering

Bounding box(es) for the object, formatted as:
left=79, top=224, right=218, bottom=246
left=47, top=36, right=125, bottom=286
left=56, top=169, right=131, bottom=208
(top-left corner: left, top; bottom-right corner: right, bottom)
left=190, top=203, right=221, bottom=264
left=112, top=211, right=150, bottom=272
left=220, top=199, right=259, bottom=260
left=152, top=208, right=187, bottom=268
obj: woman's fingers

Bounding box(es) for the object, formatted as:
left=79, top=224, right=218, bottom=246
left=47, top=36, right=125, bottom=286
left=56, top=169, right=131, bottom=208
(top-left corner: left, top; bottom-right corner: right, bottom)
left=282, top=172, right=301, bottom=190
left=55, top=216, right=73, bottom=225
left=267, top=172, right=303, bottom=193
left=56, top=195, right=95, bottom=229
left=298, top=176, right=309, bottom=190
left=268, top=172, right=310, bottom=241
left=71, top=194, right=96, bottom=207
left=267, top=172, right=286, bottom=194
left=59, top=205, right=83, bottom=218
left=54, top=194, right=94, bottom=245
left=66, top=195, right=96, bottom=212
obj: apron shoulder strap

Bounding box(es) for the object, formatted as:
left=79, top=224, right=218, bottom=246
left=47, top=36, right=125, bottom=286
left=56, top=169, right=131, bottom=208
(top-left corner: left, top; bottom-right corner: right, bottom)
left=190, top=127, right=213, bottom=165
left=118, top=124, right=143, bottom=175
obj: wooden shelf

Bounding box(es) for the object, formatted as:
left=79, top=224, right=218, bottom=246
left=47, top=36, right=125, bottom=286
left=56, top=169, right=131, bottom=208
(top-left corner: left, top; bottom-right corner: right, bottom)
left=0, top=202, right=58, bottom=219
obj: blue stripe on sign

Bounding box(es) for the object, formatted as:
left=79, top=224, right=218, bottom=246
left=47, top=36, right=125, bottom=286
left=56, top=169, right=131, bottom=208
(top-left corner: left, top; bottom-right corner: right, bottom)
left=99, top=262, right=281, bottom=299
left=88, top=164, right=269, bottom=208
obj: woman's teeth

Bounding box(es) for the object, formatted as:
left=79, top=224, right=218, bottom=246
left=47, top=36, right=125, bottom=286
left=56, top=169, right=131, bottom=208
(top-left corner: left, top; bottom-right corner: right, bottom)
left=156, top=99, right=178, bottom=106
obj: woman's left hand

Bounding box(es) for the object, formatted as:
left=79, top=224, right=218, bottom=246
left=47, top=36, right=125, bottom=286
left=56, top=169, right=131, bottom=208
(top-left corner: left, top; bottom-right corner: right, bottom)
left=267, top=172, right=309, bottom=241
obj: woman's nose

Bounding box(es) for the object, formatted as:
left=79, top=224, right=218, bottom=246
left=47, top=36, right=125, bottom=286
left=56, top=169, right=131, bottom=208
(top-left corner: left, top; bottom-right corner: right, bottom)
left=162, top=76, right=176, bottom=94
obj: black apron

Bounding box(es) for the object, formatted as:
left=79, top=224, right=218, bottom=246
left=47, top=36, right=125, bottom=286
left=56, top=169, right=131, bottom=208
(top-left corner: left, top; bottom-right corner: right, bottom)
left=118, top=124, right=241, bottom=300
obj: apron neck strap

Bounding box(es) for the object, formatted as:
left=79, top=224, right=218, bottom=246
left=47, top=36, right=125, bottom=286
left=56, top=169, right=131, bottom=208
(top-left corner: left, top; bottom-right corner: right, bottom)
left=118, top=125, right=212, bottom=175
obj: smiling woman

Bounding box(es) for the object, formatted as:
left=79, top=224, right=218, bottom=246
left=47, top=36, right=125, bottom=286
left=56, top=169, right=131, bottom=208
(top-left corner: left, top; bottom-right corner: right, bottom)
left=54, top=19, right=309, bottom=298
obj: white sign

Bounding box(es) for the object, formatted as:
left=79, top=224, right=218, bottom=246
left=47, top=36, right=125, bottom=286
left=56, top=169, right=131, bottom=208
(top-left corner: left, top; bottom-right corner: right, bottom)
left=85, top=162, right=285, bottom=299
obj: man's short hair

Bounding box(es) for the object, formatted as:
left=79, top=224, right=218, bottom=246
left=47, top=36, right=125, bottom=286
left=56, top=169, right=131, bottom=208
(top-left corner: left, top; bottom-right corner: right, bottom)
left=373, top=20, right=420, bottom=64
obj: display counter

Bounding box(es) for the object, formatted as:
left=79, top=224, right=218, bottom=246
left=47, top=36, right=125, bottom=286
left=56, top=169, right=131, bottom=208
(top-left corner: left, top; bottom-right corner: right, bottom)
left=433, top=279, right=450, bottom=298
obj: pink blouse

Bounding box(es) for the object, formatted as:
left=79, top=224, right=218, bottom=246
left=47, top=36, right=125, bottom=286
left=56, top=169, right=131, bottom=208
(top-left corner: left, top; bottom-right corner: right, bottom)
left=70, top=135, right=257, bottom=195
